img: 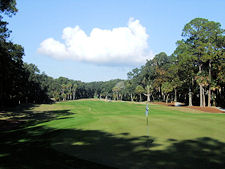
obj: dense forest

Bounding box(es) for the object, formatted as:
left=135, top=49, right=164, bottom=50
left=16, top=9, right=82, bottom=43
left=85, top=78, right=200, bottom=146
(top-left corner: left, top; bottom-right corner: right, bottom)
left=0, top=0, right=224, bottom=109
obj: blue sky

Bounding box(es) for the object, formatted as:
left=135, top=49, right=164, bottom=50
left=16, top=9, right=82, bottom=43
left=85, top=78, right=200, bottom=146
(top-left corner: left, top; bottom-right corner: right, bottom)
left=6, top=0, right=225, bottom=82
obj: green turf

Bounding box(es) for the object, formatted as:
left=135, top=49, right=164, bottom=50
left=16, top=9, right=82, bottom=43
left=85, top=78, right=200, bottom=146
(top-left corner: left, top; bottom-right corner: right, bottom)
left=1, top=100, right=225, bottom=169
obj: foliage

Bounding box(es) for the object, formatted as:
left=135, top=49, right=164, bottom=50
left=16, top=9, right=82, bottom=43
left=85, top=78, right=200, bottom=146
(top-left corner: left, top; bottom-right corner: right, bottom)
left=135, top=85, right=145, bottom=95
left=161, top=82, right=173, bottom=94
left=135, top=85, right=145, bottom=101
left=0, top=2, right=224, bottom=109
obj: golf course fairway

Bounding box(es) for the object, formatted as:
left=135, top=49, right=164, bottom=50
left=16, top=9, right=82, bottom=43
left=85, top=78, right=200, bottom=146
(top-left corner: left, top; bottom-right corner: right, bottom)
left=1, top=100, right=225, bottom=169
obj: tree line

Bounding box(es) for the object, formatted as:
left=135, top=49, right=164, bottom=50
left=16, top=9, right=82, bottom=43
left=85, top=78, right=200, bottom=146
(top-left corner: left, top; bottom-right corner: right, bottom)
left=110, top=18, right=224, bottom=107
left=119, top=18, right=224, bottom=107
left=0, top=0, right=224, bottom=109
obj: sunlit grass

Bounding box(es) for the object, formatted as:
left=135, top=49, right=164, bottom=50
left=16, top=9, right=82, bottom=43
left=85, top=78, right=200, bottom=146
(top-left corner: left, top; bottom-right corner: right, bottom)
left=2, top=100, right=225, bottom=169
left=30, top=100, right=225, bottom=150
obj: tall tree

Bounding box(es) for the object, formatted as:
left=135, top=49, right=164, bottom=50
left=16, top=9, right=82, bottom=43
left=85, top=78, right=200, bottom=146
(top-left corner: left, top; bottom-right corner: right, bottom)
left=161, top=82, right=173, bottom=104
left=144, top=84, right=153, bottom=102
left=152, top=52, right=169, bottom=101
left=173, top=40, right=196, bottom=106
left=0, top=0, right=17, bottom=16
left=124, top=80, right=135, bottom=101
left=182, top=18, right=224, bottom=107
left=135, top=85, right=145, bottom=102
left=72, top=84, right=78, bottom=100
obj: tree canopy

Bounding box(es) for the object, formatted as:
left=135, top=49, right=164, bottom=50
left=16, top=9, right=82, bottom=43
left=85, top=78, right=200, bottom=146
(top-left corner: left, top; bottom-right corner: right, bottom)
left=0, top=1, right=224, bottom=109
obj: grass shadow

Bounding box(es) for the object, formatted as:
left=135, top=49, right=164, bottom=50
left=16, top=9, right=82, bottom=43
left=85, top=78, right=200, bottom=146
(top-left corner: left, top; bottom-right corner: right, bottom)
left=0, top=105, right=75, bottom=131
left=0, top=103, right=225, bottom=168
left=52, top=129, right=225, bottom=169
left=1, top=124, right=225, bottom=169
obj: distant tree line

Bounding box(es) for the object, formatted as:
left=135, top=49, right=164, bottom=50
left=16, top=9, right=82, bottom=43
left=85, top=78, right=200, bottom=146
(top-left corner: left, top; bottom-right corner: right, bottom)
left=120, top=18, right=224, bottom=107
left=97, top=18, right=225, bottom=108
left=0, top=0, right=224, bottom=108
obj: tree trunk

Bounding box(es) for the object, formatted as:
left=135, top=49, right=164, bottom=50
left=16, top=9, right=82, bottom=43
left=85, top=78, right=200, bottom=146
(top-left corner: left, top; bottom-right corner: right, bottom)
left=163, top=94, right=165, bottom=102
left=203, top=88, right=205, bottom=107
left=146, top=86, right=151, bottom=102
left=174, top=88, right=177, bottom=102
left=166, top=94, right=169, bottom=104
left=212, top=91, right=216, bottom=106
left=208, top=89, right=211, bottom=107
left=130, top=93, right=133, bottom=101
left=147, top=94, right=150, bottom=102
left=144, top=93, right=151, bottom=102
left=200, top=84, right=203, bottom=107
left=208, top=61, right=212, bottom=107
left=188, top=87, right=192, bottom=106
left=146, top=93, right=150, bottom=102
left=199, top=64, right=203, bottom=107
left=0, top=80, right=3, bottom=107
left=159, top=86, right=161, bottom=101
left=139, top=94, right=142, bottom=102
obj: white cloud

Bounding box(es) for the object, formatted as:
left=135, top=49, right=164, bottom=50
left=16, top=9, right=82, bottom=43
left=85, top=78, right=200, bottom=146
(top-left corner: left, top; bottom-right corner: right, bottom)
left=38, top=18, right=154, bottom=65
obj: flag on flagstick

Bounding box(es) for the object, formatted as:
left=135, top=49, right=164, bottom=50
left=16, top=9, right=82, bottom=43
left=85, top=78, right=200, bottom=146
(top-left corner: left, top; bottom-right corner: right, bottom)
left=146, top=104, right=149, bottom=116
left=146, top=103, right=149, bottom=125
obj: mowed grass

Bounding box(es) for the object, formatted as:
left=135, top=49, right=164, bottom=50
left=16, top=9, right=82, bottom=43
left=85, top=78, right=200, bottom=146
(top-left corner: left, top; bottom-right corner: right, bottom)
left=40, top=100, right=225, bottom=142
left=1, top=100, right=225, bottom=169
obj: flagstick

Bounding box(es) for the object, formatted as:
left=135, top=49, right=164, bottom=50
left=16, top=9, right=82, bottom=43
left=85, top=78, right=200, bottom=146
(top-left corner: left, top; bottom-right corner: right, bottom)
left=146, top=103, right=150, bottom=148
left=146, top=115, right=148, bottom=125
left=146, top=116, right=150, bottom=148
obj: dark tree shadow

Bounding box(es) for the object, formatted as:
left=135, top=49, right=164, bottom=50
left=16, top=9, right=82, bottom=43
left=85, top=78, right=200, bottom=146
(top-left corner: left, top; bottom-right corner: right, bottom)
left=1, top=124, right=225, bottom=169
left=0, top=126, right=116, bottom=169
left=1, top=106, right=225, bottom=169
left=0, top=105, right=75, bottom=130
left=51, top=129, right=225, bottom=169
